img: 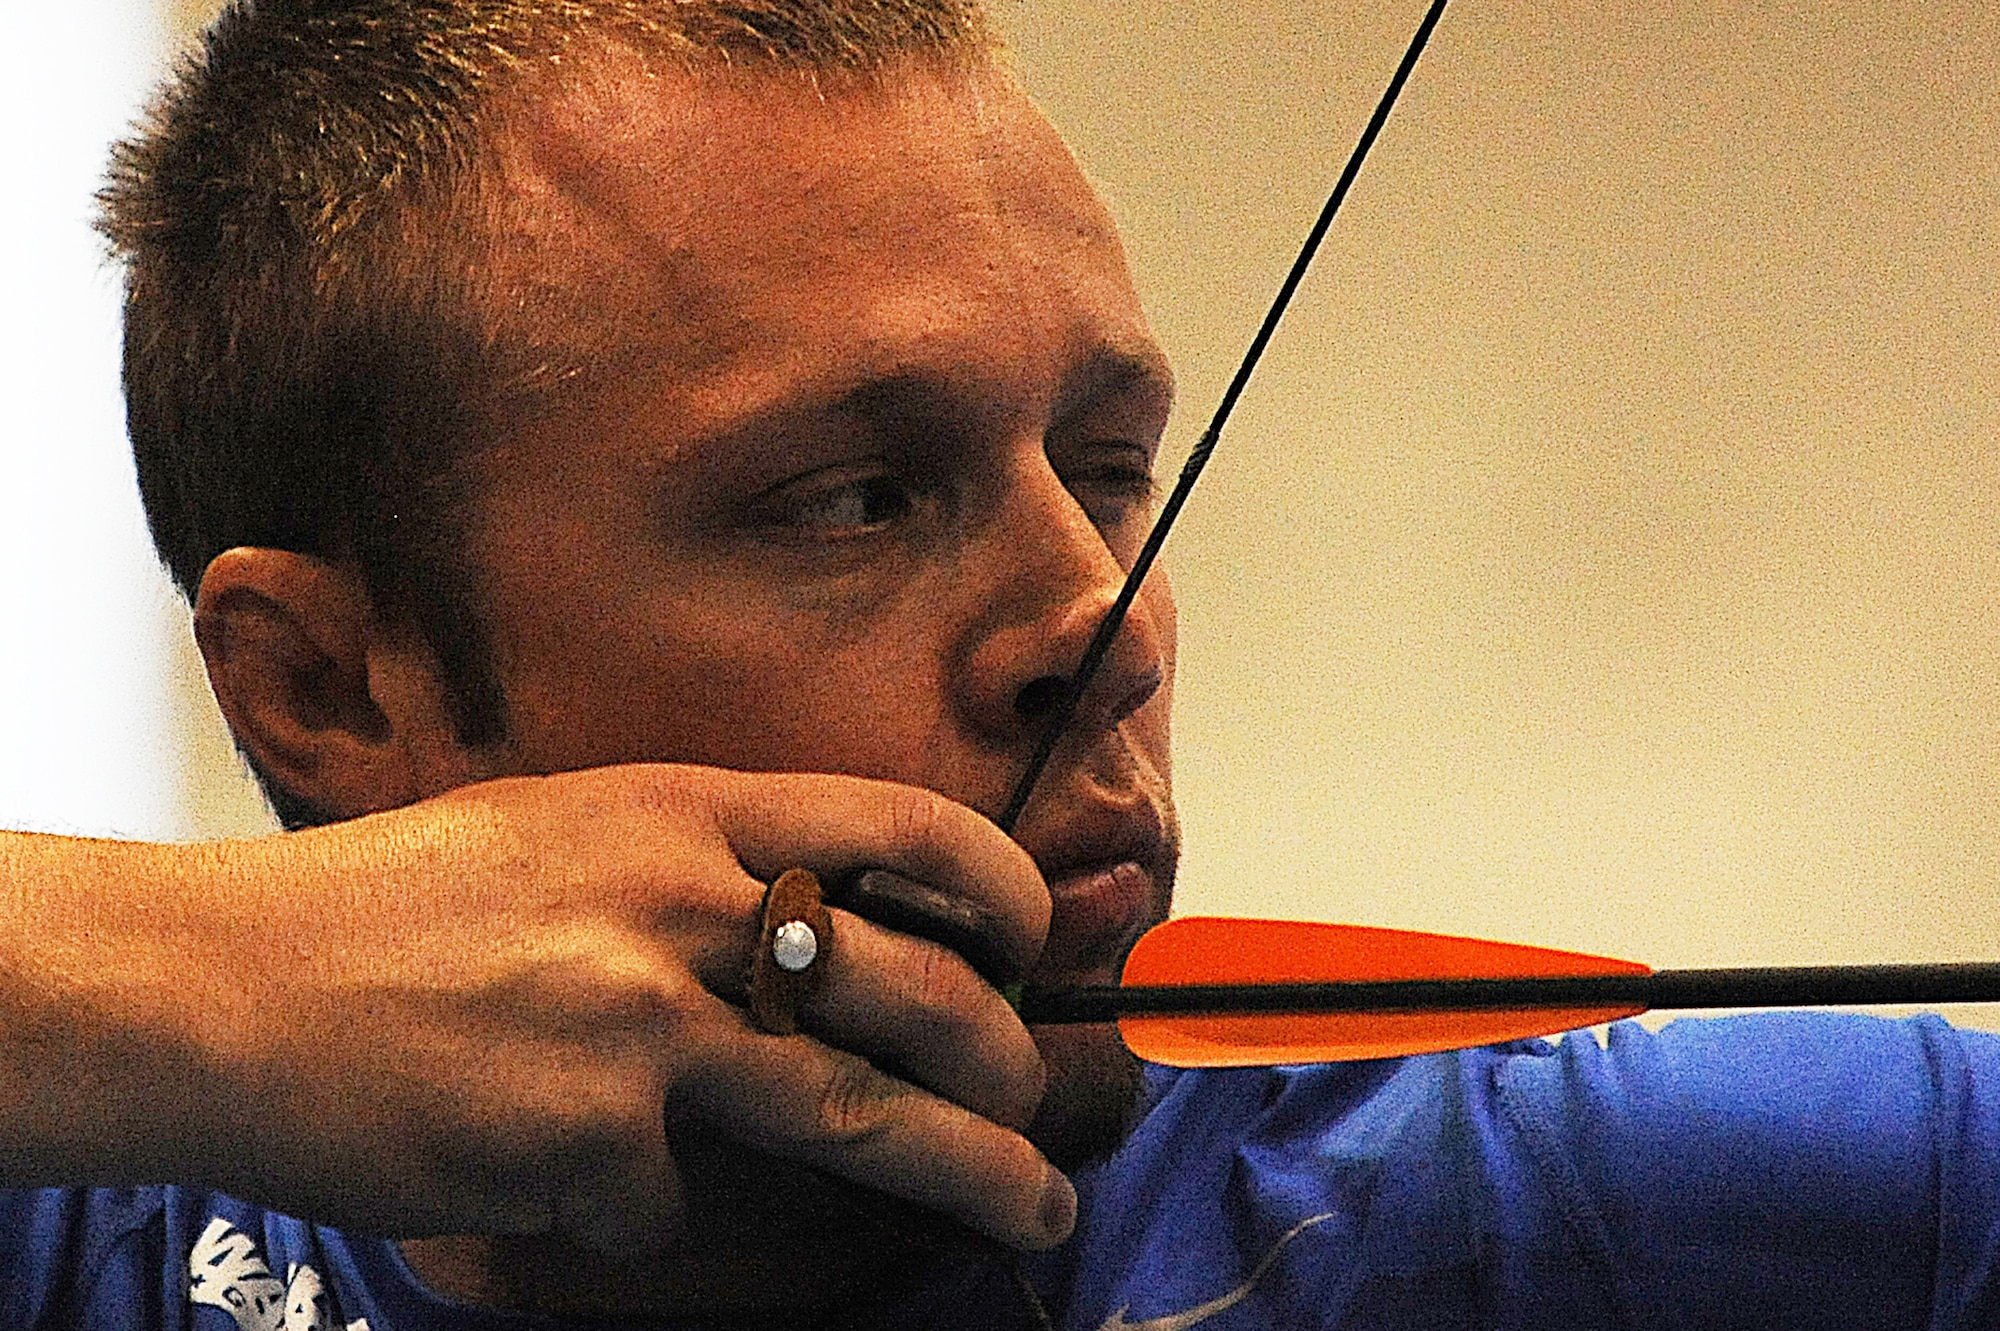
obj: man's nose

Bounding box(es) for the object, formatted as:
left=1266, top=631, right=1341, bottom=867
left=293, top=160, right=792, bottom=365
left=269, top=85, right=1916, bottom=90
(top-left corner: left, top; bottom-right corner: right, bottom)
left=958, top=461, right=1167, bottom=748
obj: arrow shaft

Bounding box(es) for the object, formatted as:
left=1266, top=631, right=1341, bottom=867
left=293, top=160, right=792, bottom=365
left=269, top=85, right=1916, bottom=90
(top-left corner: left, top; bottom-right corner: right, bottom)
left=1020, top=962, right=2000, bottom=1023
left=993, top=0, right=1453, bottom=834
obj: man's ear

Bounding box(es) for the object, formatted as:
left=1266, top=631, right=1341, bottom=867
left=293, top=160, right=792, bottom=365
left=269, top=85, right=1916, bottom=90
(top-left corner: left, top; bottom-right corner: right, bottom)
left=193, top=548, right=495, bottom=819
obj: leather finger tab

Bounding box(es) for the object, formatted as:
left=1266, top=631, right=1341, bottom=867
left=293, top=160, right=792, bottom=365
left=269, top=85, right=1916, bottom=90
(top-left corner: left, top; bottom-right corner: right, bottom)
left=748, top=868, right=832, bottom=1035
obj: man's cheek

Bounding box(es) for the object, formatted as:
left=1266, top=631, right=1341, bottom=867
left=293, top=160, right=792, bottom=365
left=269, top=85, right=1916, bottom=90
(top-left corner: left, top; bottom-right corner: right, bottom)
left=1027, top=1021, right=1149, bottom=1173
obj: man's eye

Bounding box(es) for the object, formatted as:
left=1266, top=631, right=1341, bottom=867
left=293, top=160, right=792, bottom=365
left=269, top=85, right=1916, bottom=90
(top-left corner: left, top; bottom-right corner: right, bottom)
left=1069, top=461, right=1159, bottom=525
left=770, top=475, right=915, bottom=534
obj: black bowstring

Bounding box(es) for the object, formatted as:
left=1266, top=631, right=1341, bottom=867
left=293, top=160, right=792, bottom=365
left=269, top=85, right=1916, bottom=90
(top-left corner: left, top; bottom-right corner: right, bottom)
left=995, top=0, right=1455, bottom=838
left=999, top=3, right=1454, bottom=1323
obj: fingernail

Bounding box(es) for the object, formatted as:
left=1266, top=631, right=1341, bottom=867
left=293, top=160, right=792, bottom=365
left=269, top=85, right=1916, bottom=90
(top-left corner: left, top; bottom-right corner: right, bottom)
left=1039, top=1163, right=1077, bottom=1244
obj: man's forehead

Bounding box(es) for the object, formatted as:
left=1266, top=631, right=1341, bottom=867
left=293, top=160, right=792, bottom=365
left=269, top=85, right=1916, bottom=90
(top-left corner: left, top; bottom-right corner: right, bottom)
left=475, top=47, right=1152, bottom=392
left=499, top=48, right=1057, bottom=206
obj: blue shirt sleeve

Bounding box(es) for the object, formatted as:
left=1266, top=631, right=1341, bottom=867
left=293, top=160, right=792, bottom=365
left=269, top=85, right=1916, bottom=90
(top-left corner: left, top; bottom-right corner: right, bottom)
left=0, top=1186, right=182, bottom=1330
left=1053, top=1012, right=2000, bottom=1330
left=1494, top=1012, right=2000, bottom=1329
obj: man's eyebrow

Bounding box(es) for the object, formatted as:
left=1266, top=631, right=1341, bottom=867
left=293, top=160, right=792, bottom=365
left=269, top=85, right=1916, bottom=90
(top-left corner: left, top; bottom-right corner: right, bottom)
left=826, top=350, right=1175, bottom=459
left=836, top=371, right=962, bottom=427
left=1051, top=343, right=1176, bottom=429
left=650, top=342, right=1175, bottom=476
left=643, top=370, right=965, bottom=486
left=791, top=343, right=1174, bottom=438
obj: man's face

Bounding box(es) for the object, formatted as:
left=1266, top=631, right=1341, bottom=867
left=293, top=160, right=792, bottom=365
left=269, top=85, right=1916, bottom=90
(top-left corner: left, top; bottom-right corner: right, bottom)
left=452, top=55, right=1178, bottom=1156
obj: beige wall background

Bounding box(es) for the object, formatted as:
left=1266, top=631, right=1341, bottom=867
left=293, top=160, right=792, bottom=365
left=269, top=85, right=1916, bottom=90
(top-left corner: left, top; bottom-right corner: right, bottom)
left=1004, top=0, right=1999, bottom=994
left=52, top=1, right=2000, bottom=1016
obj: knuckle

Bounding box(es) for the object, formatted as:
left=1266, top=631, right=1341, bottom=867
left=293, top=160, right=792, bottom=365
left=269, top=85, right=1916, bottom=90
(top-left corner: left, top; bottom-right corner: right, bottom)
left=903, top=937, right=980, bottom=1014
left=540, top=1068, right=667, bottom=1176
left=507, top=926, right=698, bottom=1035
left=546, top=1090, right=627, bottom=1151
left=887, top=784, right=950, bottom=849
left=892, top=943, right=1003, bottom=1053
left=631, top=776, right=717, bottom=842
left=812, top=1051, right=902, bottom=1143
left=1001, top=1051, right=1048, bottom=1128
left=893, top=944, right=1043, bottom=1120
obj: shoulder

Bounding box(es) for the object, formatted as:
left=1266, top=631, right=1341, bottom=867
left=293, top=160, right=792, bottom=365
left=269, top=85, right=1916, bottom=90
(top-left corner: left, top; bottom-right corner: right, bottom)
left=0, top=1186, right=187, bottom=1328
left=1054, top=1014, right=2000, bottom=1329
left=1056, top=1055, right=1571, bottom=1328
left=0, top=1187, right=398, bottom=1331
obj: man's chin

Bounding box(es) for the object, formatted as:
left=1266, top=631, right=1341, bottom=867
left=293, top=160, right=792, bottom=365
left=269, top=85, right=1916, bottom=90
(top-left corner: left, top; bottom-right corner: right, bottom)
left=1025, top=1019, right=1149, bottom=1171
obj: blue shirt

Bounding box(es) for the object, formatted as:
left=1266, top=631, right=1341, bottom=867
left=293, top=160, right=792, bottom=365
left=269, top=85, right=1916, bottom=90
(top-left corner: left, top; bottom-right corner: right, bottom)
left=5, top=1013, right=1998, bottom=1329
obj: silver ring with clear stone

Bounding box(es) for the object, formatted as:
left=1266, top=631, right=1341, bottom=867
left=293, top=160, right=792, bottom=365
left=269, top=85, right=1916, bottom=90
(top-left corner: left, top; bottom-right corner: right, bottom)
left=771, top=919, right=819, bottom=973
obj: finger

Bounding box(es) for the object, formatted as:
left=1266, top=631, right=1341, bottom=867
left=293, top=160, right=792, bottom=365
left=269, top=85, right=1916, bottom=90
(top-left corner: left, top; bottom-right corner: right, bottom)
left=672, top=1010, right=1077, bottom=1252
left=828, top=866, right=1019, bottom=988
left=700, top=875, right=1043, bottom=1129
left=799, top=907, right=1046, bottom=1129
left=702, top=772, right=1050, bottom=979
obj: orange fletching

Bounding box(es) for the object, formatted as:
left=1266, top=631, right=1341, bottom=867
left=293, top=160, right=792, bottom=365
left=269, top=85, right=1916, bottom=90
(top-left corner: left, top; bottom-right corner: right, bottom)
left=1118, top=917, right=1650, bottom=1067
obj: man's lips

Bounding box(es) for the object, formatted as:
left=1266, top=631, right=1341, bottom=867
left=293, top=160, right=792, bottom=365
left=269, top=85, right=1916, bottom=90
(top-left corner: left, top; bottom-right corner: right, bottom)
left=1017, top=791, right=1170, bottom=982
left=1037, top=859, right=1157, bottom=981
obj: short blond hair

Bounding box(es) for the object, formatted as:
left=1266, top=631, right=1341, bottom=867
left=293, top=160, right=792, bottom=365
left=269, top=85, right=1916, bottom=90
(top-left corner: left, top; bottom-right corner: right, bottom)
left=97, top=0, right=997, bottom=818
